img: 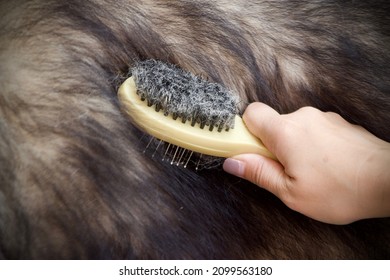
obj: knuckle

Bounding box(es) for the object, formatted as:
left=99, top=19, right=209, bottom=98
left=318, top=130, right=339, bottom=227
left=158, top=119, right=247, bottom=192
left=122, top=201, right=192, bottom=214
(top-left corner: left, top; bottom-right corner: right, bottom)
left=296, top=106, right=324, bottom=120
left=298, top=106, right=321, bottom=114
left=251, top=158, right=267, bottom=186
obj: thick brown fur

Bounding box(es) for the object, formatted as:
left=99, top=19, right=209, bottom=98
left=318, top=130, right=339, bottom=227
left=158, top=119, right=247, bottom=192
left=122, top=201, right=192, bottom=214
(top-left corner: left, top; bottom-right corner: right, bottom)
left=0, top=0, right=389, bottom=259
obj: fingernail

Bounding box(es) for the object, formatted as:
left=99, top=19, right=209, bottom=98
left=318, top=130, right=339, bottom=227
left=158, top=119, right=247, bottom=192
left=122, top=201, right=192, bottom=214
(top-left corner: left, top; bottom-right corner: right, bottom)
left=223, top=158, right=245, bottom=177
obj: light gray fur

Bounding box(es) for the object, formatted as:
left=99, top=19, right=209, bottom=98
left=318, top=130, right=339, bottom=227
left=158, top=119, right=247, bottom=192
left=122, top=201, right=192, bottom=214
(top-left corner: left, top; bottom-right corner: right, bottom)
left=131, top=60, right=239, bottom=131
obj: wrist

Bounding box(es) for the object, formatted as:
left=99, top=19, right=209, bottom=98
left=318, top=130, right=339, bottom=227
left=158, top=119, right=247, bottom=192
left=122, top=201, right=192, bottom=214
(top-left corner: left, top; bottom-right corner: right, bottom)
left=356, top=140, right=390, bottom=221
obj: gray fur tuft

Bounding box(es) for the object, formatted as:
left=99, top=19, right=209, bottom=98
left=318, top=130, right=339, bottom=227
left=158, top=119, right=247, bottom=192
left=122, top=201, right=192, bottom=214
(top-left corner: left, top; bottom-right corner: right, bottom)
left=131, top=60, right=239, bottom=131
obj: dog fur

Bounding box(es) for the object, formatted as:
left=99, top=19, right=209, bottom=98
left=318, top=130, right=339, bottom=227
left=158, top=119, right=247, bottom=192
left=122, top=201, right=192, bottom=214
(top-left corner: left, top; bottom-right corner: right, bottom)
left=0, top=0, right=389, bottom=259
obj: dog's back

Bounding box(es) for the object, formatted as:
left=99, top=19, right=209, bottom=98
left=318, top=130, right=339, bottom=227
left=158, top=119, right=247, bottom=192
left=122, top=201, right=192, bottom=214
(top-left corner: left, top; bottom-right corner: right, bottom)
left=0, top=0, right=389, bottom=259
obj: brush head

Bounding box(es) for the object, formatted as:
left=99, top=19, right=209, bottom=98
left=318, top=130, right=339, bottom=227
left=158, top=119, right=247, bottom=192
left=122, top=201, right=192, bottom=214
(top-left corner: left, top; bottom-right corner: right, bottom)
left=131, top=59, right=239, bottom=131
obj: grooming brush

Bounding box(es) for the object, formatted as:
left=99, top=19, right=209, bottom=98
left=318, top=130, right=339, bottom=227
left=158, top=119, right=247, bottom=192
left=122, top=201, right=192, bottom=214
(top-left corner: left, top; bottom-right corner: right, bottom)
left=118, top=60, right=276, bottom=165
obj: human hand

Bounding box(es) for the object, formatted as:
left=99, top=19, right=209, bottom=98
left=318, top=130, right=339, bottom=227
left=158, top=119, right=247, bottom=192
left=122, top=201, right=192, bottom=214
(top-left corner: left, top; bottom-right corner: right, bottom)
left=223, top=103, right=390, bottom=224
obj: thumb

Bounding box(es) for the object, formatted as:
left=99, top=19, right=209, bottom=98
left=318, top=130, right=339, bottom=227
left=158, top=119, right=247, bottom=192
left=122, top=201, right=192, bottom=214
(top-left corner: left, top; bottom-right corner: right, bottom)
left=223, top=154, right=288, bottom=197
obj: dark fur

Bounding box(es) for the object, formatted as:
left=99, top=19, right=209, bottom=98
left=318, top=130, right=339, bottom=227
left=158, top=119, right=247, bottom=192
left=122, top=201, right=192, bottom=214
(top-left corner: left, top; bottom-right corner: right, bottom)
left=0, top=0, right=389, bottom=259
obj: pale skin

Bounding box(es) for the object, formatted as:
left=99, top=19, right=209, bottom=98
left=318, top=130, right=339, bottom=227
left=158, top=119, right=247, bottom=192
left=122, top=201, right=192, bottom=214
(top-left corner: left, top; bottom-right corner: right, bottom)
left=223, top=102, right=390, bottom=225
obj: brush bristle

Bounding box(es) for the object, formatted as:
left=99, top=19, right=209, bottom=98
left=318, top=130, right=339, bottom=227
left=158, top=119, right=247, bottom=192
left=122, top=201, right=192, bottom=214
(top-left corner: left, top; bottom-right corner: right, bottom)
left=131, top=59, right=239, bottom=132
